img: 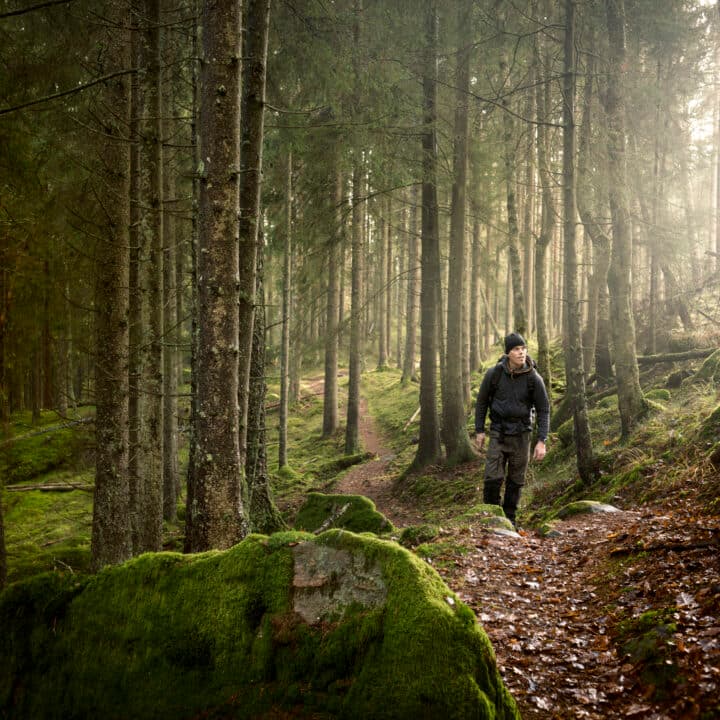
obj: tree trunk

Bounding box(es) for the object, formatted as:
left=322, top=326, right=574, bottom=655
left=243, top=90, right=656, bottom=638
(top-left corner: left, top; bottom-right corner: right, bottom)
left=322, top=167, right=341, bottom=437
left=577, top=47, right=611, bottom=382
left=183, top=0, right=201, bottom=554
left=162, top=169, right=178, bottom=523
left=402, top=185, right=420, bottom=384
left=442, top=0, right=475, bottom=466
left=413, top=0, right=442, bottom=469
left=186, top=0, right=247, bottom=551
left=604, top=0, right=646, bottom=437
left=386, top=196, right=393, bottom=369
left=238, top=0, right=269, bottom=473
left=90, top=7, right=132, bottom=570
left=0, top=491, right=5, bottom=589
left=377, top=212, right=388, bottom=369
left=138, top=0, right=164, bottom=554
left=345, top=156, right=364, bottom=454
left=162, top=39, right=178, bottom=524
left=562, top=0, right=594, bottom=483
left=278, top=152, right=292, bottom=469
left=345, top=0, right=364, bottom=456
left=246, top=241, right=286, bottom=534
left=469, top=213, right=481, bottom=373
left=533, top=0, right=554, bottom=386
left=500, top=55, right=527, bottom=337
left=128, top=3, right=143, bottom=551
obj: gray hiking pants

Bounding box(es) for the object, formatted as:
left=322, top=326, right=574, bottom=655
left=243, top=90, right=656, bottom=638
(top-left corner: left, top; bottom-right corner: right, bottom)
left=483, top=430, right=531, bottom=523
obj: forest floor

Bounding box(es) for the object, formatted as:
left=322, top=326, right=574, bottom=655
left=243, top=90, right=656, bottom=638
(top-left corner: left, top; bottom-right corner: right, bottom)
left=334, top=402, right=720, bottom=720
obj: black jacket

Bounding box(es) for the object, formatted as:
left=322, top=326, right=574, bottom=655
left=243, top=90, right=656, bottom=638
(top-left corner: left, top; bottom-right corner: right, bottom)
left=474, top=356, right=550, bottom=440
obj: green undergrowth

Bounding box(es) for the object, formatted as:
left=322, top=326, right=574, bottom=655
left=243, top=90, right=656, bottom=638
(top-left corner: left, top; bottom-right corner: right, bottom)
left=0, top=530, right=519, bottom=720
left=524, top=368, right=720, bottom=525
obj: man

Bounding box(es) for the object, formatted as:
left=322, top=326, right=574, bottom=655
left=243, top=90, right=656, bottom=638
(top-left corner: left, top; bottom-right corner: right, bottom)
left=474, top=332, right=550, bottom=528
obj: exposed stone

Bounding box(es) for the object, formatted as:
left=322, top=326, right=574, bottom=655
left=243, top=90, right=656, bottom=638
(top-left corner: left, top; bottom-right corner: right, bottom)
left=557, top=500, right=621, bottom=519
left=292, top=540, right=387, bottom=623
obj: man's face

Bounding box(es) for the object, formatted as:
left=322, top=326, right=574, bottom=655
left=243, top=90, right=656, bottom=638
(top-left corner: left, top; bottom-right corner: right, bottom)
left=508, top=345, right=527, bottom=369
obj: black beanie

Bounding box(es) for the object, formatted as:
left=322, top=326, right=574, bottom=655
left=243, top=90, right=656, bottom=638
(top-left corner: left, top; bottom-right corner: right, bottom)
left=504, top=332, right=526, bottom=354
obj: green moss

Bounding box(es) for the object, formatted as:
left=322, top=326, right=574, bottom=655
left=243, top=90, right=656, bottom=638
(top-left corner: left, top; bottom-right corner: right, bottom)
left=699, top=405, right=720, bottom=441
left=399, top=524, right=441, bottom=548
left=555, top=418, right=574, bottom=447
left=597, top=394, right=618, bottom=409
left=0, top=531, right=519, bottom=720
left=694, top=348, right=720, bottom=383
left=294, top=492, right=394, bottom=535
left=0, top=422, right=92, bottom=485
left=645, top=388, right=671, bottom=402
left=616, top=608, right=680, bottom=700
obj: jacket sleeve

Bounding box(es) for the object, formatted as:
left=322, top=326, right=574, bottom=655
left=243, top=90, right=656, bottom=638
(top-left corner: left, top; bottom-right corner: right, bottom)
left=474, top=368, right=495, bottom=434
left=533, top=373, right=551, bottom=441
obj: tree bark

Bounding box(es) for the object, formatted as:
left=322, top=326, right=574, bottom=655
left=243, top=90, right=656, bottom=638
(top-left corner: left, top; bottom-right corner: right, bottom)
left=162, top=34, right=178, bottom=524
left=442, top=0, right=475, bottom=466
left=345, top=156, right=364, bottom=454
left=402, top=185, right=420, bottom=384
left=577, top=47, right=612, bottom=382
left=562, top=0, right=594, bottom=483
left=604, top=0, right=647, bottom=437
left=345, top=0, right=364, bottom=455
left=413, top=0, right=442, bottom=469
left=137, top=0, right=164, bottom=553
left=238, top=0, right=269, bottom=472
left=377, top=212, right=388, bottom=369
left=533, top=0, right=554, bottom=386
left=90, top=5, right=132, bottom=570
left=322, top=167, right=341, bottom=437
left=246, top=241, right=286, bottom=534
left=500, top=53, right=527, bottom=337
left=186, top=0, right=247, bottom=551
left=278, top=152, right=292, bottom=469
left=0, top=491, right=5, bottom=589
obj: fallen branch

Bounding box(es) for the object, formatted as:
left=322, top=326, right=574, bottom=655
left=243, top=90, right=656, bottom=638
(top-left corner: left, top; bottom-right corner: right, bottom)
left=636, top=348, right=716, bottom=366
left=314, top=503, right=350, bottom=534
left=610, top=540, right=719, bottom=557
left=6, top=482, right=93, bottom=493
left=403, top=406, right=421, bottom=431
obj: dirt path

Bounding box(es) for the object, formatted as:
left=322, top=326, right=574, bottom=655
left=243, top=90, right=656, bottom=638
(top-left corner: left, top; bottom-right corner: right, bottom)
left=332, top=393, right=720, bottom=719
left=334, top=397, right=424, bottom=527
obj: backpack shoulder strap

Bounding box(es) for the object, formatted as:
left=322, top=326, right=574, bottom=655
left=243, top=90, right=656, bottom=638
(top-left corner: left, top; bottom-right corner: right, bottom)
left=487, top=362, right=504, bottom=406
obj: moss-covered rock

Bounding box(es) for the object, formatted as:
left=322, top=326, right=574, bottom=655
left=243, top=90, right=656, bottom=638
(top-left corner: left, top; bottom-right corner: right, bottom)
left=0, top=530, right=519, bottom=720
left=556, top=500, right=621, bottom=518
left=693, top=348, right=720, bottom=384
left=644, top=388, right=671, bottom=402
left=699, top=405, right=720, bottom=442
left=399, top=523, right=441, bottom=548
left=294, top=492, right=394, bottom=535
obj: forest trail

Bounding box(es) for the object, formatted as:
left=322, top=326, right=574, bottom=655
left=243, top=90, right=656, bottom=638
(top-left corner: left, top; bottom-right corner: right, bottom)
left=332, top=394, right=720, bottom=720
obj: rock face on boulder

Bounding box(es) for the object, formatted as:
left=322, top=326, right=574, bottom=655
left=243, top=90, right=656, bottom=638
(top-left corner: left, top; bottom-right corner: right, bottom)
left=0, top=530, right=519, bottom=720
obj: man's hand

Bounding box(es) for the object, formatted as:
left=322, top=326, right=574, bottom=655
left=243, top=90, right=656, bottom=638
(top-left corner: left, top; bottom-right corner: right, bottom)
left=474, top=432, right=486, bottom=452
left=533, top=440, right=546, bottom=461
